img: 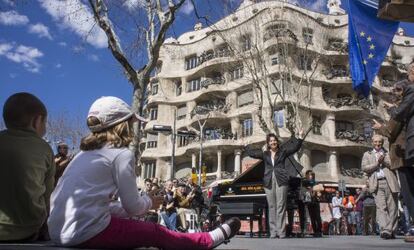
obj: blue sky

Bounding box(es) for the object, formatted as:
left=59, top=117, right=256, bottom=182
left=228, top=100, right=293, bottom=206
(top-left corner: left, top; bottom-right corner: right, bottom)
left=0, top=0, right=413, bottom=123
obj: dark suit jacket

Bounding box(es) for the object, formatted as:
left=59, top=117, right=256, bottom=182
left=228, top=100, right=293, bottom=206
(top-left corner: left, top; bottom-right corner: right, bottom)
left=390, top=82, right=414, bottom=165
left=246, top=136, right=303, bottom=189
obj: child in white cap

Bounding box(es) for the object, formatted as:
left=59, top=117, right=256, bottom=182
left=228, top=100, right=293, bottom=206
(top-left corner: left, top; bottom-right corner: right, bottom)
left=47, top=96, right=240, bottom=249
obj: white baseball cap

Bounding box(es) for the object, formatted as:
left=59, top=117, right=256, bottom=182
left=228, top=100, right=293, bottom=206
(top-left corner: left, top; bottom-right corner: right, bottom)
left=87, top=96, right=147, bottom=132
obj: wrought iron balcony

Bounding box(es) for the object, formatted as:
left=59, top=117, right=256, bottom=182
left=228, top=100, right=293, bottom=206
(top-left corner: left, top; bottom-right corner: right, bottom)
left=324, top=95, right=373, bottom=110
left=322, top=68, right=349, bottom=79
left=335, top=130, right=371, bottom=144
left=324, top=40, right=348, bottom=53
left=200, top=76, right=225, bottom=89
left=190, top=99, right=230, bottom=117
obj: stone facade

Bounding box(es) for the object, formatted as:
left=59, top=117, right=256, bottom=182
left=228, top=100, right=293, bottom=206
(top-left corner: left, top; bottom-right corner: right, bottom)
left=140, top=0, right=414, bottom=185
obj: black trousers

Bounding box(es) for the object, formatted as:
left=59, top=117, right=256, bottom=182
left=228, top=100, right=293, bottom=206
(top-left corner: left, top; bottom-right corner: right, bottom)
left=307, top=202, right=322, bottom=234
left=287, top=200, right=305, bottom=235
left=398, top=167, right=414, bottom=222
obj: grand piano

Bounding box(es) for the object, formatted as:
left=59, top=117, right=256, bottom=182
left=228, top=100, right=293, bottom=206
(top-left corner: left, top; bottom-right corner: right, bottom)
left=211, top=157, right=303, bottom=237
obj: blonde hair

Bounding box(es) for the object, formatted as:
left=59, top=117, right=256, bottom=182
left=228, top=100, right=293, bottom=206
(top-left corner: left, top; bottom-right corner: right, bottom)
left=80, top=116, right=134, bottom=151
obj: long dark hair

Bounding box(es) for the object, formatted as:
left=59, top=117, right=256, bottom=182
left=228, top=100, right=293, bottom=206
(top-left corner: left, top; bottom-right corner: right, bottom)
left=266, top=133, right=280, bottom=150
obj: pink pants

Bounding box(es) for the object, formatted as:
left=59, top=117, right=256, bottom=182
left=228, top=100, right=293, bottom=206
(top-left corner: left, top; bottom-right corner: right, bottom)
left=79, top=217, right=213, bottom=250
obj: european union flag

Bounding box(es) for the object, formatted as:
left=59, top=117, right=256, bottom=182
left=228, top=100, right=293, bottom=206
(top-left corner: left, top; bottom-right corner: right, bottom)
left=348, top=0, right=399, bottom=97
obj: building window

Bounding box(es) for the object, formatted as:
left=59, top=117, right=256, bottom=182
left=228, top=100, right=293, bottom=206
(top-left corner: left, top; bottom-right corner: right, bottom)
left=363, top=121, right=373, bottom=139
left=298, top=55, right=312, bottom=71
left=146, top=133, right=158, bottom=149
left=176, top=81, right=182, bottom=96
left=187, top=78, right=201, bottom=92
left=312, top=116, right=322, bottom=135
left=143, top=161, right=156, bottom=179
left=177, top=135, right=189, bottom=147
left=151, top=82, right=158, bottom=95
left=241, top=35, right=251, bottom=51
left=264, top=23, right=287, bottom=41
left=185, top=55, right=198, bottom=70
left=230, top=66, right=244, bottom=81
left=242, top=118, right=253, bottom=137
left=237, top=90, right=254, bottom=107
left=177, top=105, right=187, bottom=120
left=216, top=43, right=231, bottom=57
left=273, top=109, right=284, bottom=128
left=302, top=27, right=313, bottom=44
left=336, top=121, right=354, bottom=132
left=150, top=107, right=158, bottom=120
left=271, top=56, right=280, bottom=65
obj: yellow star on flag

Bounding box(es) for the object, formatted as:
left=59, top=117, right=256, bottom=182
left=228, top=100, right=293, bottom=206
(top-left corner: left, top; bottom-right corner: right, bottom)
left=360, top=31, right=365, bottom=37
left=363, top=60, right=368, bottom=65
left=369, top=44, right=375, bottom=50
left=367, top=36, right=372, bottom=42
left=368, top=53, right=374, bottom=59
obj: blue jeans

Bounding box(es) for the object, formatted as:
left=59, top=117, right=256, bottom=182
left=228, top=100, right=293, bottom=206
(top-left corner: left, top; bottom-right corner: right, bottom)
left=354, top=211, right=362, bottom=235
left=161, top=211, right=177, bottom=231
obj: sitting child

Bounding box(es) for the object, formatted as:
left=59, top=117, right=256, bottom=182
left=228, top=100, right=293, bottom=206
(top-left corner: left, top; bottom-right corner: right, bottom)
left=0, top=93, right=55, bottom=242
left=47, top=96, right=240, bottom=249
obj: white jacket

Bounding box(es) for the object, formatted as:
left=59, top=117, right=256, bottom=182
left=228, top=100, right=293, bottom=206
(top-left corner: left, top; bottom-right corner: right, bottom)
left=48, top=146, right=152, bottom=246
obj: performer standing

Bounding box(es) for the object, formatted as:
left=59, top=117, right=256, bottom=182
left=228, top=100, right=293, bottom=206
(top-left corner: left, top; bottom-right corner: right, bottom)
left=245, top=131, right=304, bottom=238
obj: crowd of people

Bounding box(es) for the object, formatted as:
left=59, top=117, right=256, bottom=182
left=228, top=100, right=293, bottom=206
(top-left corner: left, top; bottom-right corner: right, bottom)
left=139, top=177, right=206, bottom=233
left=0, top=94, right=240, bottom=249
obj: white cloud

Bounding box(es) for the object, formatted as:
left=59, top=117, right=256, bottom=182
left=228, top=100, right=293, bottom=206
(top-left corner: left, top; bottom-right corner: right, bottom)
left=28, top=23, right=53, bottom=40
left=180, top=1, right=194, bottom=15
left=39, top=0, right=107, bottom=48
left=58, top=41, right=67, bottom=47
left=0, top=10, right=29, bottom=26
left=72, top=45, right=84, bottom=53
left=123, top=0, right=145, bottom=11
left=55, top=63, right=62, bottom=68
left=88, top=54, right=99, bottom=62
left=0, top=42, right=44, bottom=73
left=9, top=73, right=17, bottom=78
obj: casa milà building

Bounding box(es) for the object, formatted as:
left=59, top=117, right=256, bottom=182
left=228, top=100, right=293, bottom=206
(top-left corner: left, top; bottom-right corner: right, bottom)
left=139, top=0, right=414, bottom=187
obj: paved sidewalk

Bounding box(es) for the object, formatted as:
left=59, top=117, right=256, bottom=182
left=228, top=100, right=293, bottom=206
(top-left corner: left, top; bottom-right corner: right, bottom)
left=217, top=235, right=413, bottom=250
left=0, top=236, right=412, bottom=250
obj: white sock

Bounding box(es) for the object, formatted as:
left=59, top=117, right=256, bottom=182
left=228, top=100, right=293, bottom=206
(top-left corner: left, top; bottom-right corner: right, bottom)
left=209, top=224, right=231, bottom=247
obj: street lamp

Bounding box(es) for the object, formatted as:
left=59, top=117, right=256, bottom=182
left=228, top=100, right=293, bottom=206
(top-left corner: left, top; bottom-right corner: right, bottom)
left=153, top=112, right=196, bottom=179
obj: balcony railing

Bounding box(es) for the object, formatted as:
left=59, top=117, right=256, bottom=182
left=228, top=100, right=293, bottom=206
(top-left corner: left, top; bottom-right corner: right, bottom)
left=335, top=130, right=371, bottom=144
left=381, top=79, right=394, bottom=87
left=200, top=76, right=225, bottom=89
left=324, top=96, right=373, bottom=110
left=324, top=40, right=348, bottom=53
left=322, top=68, right=349, bottom=80
left=190, top=100, right=230, bottom=117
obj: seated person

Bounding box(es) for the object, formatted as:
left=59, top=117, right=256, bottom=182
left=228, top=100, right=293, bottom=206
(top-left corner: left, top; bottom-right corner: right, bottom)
left=175, top=182, right=196, bottom=231
left=0, top=93, right=55, bottom=242
left=54, top=142, right=73, bottom=184
left=160, top=180, right=178, bottom=231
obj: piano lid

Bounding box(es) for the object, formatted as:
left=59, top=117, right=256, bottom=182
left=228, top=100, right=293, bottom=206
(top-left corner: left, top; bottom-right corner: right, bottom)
left=232, top=160, right=264, bottom=184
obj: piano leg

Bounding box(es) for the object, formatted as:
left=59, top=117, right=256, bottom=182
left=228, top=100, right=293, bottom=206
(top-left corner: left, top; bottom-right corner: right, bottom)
left=258, top=213, right=263, bottom=238
left=249, top=217, right=253, bottom=238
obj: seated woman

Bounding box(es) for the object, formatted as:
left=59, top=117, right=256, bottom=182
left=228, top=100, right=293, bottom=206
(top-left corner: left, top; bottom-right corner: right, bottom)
left=47, top=96, right=240, bottom=249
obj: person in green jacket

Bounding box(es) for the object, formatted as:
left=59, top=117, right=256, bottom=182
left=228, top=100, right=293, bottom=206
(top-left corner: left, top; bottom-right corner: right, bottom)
left=0, top=92, right=55, bottom=242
